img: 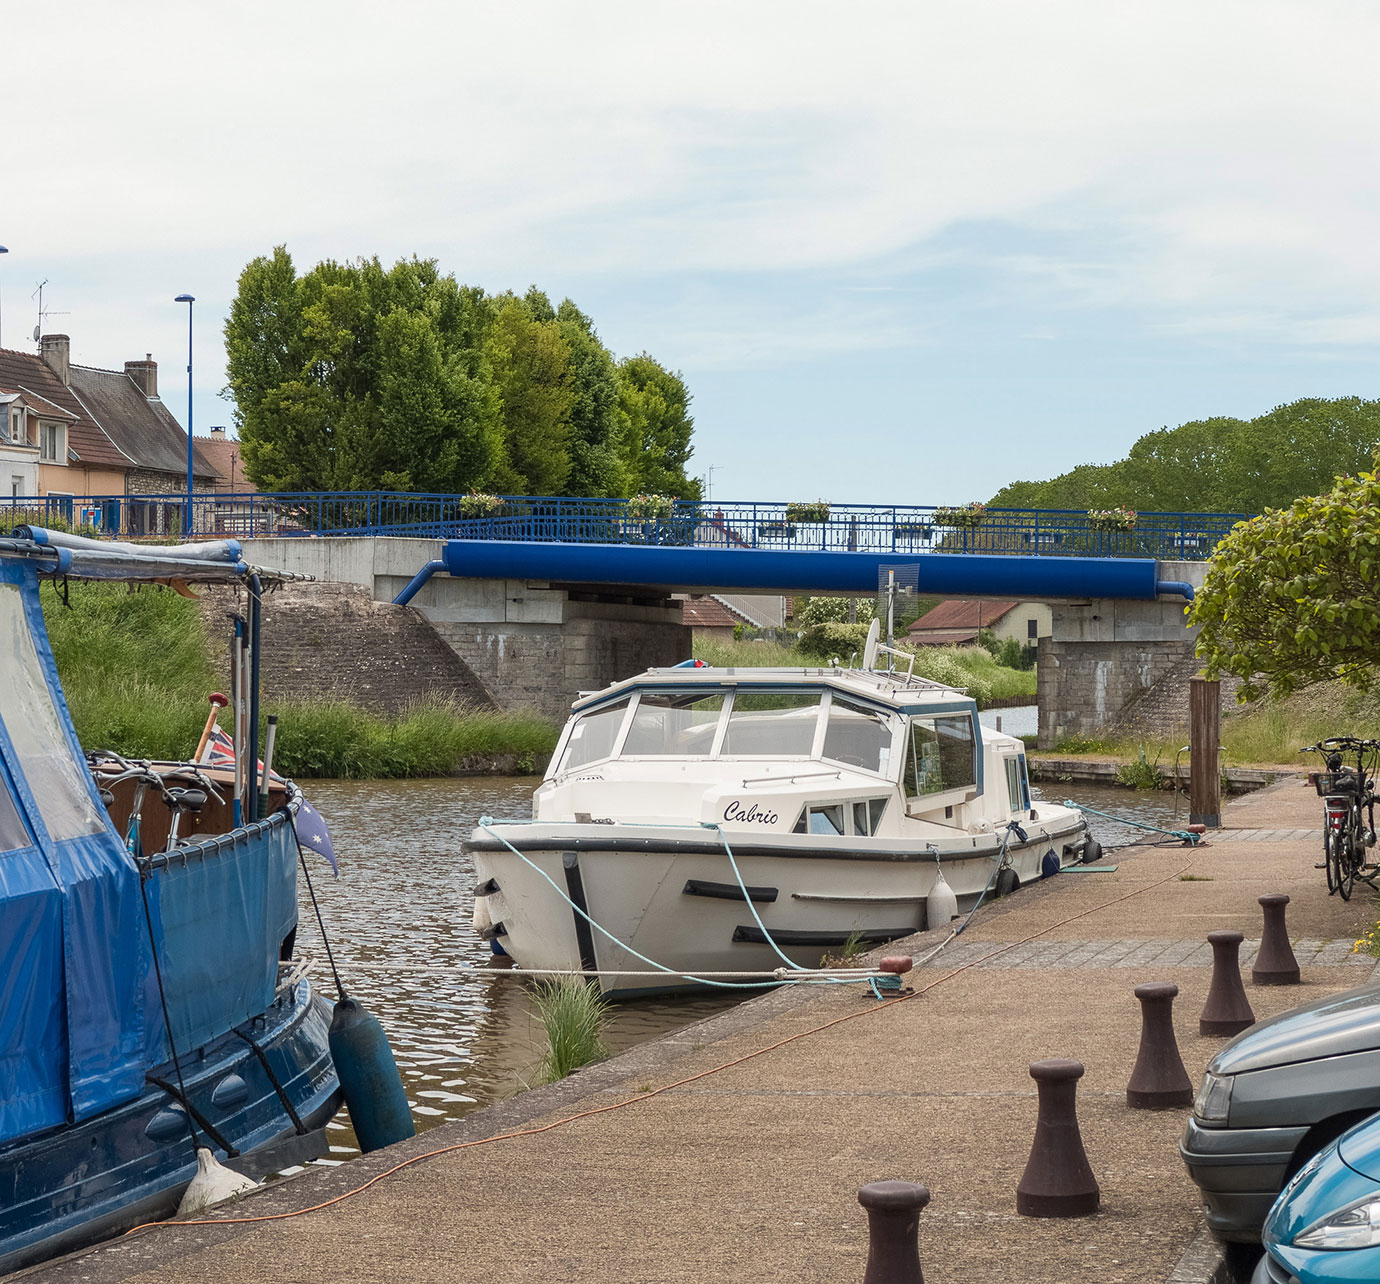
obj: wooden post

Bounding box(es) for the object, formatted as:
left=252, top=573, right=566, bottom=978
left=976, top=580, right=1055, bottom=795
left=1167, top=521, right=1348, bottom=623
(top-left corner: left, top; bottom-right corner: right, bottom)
left=1189, top=675, right=1220, bottom=828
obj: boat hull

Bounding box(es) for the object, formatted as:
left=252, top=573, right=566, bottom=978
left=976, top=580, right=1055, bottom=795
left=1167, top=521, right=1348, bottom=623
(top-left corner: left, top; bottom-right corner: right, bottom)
left=470, top=821, right=1087, bottom=996
left=0, top=978, right=341, bottom=1276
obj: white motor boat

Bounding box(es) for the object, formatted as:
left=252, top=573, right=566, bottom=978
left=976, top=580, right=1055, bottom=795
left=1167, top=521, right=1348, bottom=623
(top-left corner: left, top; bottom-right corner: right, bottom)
left=467, top=626, right=1094, bottom=996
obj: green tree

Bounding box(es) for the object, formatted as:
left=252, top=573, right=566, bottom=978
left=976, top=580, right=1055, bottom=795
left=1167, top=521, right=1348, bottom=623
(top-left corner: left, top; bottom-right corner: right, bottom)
left=225, top=253, right=699, bottom=500
left=553, top=304, right=629, bottom=497
left=484, top=299, right=574, bottom=494
left=1190, top=469, right=1380, bottom=700
left=989, top=398, right=1380, bottom=515
left=617, top=353, right=700, bottom=498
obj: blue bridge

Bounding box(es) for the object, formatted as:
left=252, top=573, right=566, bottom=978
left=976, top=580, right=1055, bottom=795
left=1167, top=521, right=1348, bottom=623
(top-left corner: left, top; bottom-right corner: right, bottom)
left=8, top=491, right=1241, bottom=743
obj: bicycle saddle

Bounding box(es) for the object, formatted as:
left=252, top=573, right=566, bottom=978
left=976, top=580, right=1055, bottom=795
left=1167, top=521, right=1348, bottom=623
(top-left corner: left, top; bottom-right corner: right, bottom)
left=162, top=788, right=207, bottom=813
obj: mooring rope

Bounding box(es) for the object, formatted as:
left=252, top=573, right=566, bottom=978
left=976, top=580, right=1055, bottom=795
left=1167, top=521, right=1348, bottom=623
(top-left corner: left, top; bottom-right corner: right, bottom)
left=1062, top=799, right=1203, bottom=846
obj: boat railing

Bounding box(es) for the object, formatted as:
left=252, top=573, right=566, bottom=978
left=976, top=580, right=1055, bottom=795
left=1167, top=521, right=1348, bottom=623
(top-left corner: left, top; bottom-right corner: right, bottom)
left=865, top=643, right=969, bottom=695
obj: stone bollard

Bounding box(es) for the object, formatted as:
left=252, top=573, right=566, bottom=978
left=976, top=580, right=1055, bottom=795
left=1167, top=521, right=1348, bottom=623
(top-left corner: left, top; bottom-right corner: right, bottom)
left=858, top=1181, right=930, bottom=1284
left=1016, top=1059, right=1100, bottom=1217
left=1200, top=930, right=1255, bottom=1036
left=1253, top=894, right=1301, bottom=986
left=1127, top=982, right=1194, bottom=1108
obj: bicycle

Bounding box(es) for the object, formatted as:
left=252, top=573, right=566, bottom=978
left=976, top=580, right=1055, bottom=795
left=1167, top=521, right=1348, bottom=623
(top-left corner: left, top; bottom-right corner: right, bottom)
left=1301, top=737, right=1380, bottom=900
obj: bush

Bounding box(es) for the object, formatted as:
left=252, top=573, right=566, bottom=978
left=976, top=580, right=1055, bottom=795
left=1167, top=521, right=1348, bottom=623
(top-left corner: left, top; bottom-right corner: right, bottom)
left=798, top=621, right=871, bottom=660
left=795, top=595, right=875, bottom=627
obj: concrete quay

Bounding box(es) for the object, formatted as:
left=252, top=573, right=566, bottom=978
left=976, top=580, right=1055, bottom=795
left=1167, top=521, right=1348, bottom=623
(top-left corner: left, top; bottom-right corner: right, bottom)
left=26, top=778, right=1377, bottom=1284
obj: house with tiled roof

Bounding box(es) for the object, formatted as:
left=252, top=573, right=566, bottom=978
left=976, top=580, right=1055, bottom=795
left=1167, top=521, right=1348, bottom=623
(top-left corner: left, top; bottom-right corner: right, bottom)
left=906, top=598, right=1051, bottom=648
left=0, top=334, right=218, bottom=531
left=193, top=427, right=254, bottom=494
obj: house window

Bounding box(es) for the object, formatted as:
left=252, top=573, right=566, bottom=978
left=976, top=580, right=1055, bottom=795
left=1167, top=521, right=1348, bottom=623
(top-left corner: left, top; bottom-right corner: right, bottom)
left=1027, top=618, right=1038, bottom=640
left=38, top=422, right=62, bottom=464
left=8, top=411, right=22, bottom=445
left=10, top=477, right=22, bottom=498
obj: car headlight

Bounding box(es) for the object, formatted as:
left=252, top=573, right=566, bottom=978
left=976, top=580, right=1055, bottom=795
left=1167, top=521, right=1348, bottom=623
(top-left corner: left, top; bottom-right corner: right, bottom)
left=1295, top=1195, right=1380, bottom=1250
left=1193, top=1072, right=1233, bottom=1123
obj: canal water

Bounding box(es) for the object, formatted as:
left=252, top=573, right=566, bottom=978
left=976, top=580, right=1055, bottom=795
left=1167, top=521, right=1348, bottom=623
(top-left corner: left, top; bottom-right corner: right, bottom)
left=299, top=751, right=1192, bottom=1166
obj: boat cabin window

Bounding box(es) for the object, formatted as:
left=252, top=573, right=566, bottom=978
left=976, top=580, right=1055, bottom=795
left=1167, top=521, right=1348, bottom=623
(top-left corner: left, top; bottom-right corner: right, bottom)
left=822, top=697, right=891, bottom=774
left=792, top=803, right=845, bottom=835
left=622, top=692, right=726, bottom=757
left=852, top=798, right=888, bottom=835
left=560, top=696, right=631, bottom=771
left=903, top=714, right=976, bottom=798
left=1004, top=756, right=1030, bottom=815
left=0, top=584, right=106, bottom=842
left=721, top=692, right=821, bottom=757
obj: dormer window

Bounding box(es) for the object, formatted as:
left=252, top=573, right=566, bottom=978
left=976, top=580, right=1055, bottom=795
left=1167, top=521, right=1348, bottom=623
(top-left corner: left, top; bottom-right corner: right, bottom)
left=37, top=421, right=63, bottom=464
left=8, top=410, right=22, bottom=445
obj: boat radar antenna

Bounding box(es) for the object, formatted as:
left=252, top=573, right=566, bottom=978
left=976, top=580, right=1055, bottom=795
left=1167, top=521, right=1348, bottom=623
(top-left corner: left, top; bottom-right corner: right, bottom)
left=875, top=564, right=918, bottom=648
left=862, top=618, right=881, bottom=669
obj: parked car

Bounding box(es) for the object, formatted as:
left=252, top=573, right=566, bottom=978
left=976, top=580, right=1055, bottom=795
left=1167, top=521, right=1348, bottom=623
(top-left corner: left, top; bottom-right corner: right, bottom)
left=1252, top=1112, right=1380, bottom=1283
left=1181, top=980, right=1380, bottom=1244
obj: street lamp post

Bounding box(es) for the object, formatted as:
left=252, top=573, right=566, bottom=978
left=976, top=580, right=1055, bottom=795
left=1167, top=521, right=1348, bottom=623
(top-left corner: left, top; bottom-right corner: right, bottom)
left=175, top=294, right=195, bottom=534
left=0, top=246, right=8, bottom=349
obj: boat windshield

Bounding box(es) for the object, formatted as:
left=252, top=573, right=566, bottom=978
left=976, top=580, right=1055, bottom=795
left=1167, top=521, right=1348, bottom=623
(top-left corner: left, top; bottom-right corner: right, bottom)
left=561, top=696, right=631, bottom=771
left=622, top=692, right=726, bottom=757
left=0, top=584, right=106, bottom=841
left=721, top=692, right=821, bottom=756
left=821, top=696, right=891, bottom=774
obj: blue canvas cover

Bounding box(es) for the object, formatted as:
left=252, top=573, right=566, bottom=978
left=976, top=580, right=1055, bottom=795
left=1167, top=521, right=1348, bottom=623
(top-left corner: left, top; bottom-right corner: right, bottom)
left=0, top=562, right=148, bottom=1144
left=143, top=822, right=296, bottom=1057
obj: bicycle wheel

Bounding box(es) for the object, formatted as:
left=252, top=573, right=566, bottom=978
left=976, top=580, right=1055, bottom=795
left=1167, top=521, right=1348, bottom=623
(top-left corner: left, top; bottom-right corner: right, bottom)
left=1338, top=821, right=1358, bottom=901
left=1325, top=826, right=1341, bottom=894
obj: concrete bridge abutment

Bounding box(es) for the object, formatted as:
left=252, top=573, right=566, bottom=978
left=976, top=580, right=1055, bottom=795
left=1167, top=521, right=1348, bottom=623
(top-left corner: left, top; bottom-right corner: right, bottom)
left=1036, top=562, right=1207, bottom=749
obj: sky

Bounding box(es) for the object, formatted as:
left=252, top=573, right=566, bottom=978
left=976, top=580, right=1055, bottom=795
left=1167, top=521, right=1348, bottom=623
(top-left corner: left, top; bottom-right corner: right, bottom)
left=4, top=0, right=1379, bottom=504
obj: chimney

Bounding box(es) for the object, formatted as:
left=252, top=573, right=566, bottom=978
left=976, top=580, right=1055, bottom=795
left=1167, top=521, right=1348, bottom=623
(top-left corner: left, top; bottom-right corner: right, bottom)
left=40, top=334, right=70, bottom=386
left=125, top=354, right=158, bottom=398
left=209, top=425, right=226, bottom=439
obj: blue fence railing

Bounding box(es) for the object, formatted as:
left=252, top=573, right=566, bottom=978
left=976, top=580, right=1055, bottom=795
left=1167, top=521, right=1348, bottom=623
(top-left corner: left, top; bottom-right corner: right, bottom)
left=0, top=493, right=1250, bottom=561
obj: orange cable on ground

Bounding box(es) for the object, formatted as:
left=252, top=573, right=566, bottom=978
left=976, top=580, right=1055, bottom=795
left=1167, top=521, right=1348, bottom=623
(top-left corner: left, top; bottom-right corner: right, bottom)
left=125, top=848, right=1198, bottom=1239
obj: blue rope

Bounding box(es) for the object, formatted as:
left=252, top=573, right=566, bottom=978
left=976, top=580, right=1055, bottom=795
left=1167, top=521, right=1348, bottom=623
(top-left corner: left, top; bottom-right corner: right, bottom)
left=701, top=821, right=808, bottom=972
left=1061, top=800, right=1201, bottom=845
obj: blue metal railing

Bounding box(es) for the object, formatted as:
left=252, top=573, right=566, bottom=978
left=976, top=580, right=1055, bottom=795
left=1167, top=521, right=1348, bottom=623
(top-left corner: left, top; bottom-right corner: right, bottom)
left=0, top=492, right=1249, bottom=561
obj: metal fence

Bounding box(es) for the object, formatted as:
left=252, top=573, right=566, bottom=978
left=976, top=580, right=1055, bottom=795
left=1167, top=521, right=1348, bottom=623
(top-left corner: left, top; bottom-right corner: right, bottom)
left=0, top=492, right=1249, bottom=560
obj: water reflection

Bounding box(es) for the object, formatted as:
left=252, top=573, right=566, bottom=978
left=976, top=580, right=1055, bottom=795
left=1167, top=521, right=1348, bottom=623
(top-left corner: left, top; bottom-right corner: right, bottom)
left=297, top=777, right=740, bottom=1162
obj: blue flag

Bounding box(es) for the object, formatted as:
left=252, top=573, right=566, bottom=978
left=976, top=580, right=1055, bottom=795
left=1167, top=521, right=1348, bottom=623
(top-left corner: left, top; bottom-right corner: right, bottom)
left=293, top=797, right=338, bottom=876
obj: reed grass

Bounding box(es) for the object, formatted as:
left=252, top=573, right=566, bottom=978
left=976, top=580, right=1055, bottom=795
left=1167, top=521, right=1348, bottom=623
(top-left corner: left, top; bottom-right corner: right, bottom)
left=41, top=582, right=558, bottom=778
left=531, top=978, right=609, bottom=1083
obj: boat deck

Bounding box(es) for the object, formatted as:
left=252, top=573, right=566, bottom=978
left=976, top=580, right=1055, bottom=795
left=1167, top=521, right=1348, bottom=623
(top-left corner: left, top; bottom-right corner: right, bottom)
left=27, top=778, right=1371, bottom=1284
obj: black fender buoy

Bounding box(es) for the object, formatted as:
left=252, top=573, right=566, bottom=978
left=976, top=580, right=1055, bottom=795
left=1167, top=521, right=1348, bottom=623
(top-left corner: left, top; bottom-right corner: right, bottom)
left=1081, top=836, right=1103, bottom=865
left=994, top=866, right=1019, bottom=899
left=1040, top=850, right=1060, bottom=879
left=328, top=998, right=415, bottom=1153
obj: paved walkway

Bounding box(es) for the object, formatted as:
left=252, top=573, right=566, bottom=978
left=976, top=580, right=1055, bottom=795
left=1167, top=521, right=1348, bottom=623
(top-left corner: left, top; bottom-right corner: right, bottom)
left=24, top=778, right=1379, bottom=1284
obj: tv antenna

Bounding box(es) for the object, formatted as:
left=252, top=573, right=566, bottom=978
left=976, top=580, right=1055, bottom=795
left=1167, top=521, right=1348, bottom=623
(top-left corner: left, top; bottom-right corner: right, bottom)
left=30, top=280, right=67, bottom=345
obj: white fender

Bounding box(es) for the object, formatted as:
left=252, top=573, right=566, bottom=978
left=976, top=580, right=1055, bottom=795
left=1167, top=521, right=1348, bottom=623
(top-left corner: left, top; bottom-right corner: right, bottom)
left=927, top=868, right=959, bottom=927
left=177, top=1147, right=258, bottom=1216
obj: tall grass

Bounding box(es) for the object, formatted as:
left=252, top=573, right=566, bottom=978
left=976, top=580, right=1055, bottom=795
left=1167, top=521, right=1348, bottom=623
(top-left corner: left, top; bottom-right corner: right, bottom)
left=531, top=978, right=609, bottom=1083
left=1054, top=685, right=1380, bottom=767
left=269, top=695, right=557, bottom=779
left=40, top=582, right=558, bottom=777
left=692, top=635, right=1037, bottom=705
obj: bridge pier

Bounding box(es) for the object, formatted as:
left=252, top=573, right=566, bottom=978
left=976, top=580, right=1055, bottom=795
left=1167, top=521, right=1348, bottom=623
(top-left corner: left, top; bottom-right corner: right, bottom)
left=1037, top=562, right=1205, bottom=748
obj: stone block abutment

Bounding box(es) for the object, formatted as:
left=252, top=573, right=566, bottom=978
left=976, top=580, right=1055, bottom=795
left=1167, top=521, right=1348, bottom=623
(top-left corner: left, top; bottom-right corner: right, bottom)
left=1036, top=561, right=1210, bottom=748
